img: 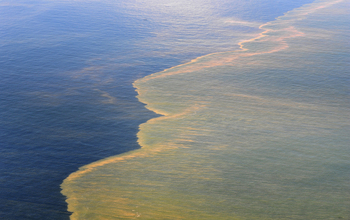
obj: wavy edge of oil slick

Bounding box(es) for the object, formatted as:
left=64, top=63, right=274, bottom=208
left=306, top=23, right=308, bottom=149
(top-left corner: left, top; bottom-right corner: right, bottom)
left=61, top=0, right=344, bottom=219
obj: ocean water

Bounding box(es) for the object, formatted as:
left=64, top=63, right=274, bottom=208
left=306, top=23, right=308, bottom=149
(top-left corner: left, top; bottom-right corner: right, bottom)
left=1, top=0, right=349, bottom=219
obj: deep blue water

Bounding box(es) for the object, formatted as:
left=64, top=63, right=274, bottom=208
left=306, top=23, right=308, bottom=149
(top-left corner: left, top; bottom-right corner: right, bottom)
left=0, top=0, right=314, bottom=219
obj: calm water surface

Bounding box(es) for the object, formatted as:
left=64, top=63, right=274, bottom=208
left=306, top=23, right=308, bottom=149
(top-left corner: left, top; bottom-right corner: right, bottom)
left=1, top=0, right=348, bottom=219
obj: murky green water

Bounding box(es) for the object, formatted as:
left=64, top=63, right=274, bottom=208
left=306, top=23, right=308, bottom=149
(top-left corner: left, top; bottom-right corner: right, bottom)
left=61, top=0, right=350, bottom=219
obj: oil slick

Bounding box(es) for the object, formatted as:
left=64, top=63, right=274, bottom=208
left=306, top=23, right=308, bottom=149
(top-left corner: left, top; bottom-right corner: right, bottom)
left=61, top=0, right=350, bottom=219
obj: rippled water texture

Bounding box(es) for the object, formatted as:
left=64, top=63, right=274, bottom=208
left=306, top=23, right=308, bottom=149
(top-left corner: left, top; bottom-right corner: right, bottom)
left=2, top=0, right=322, bottom=218
left=61, top=0, right=350, bottom=219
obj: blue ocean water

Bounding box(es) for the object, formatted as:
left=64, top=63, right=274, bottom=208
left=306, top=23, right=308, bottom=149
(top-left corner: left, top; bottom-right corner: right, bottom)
left=4, top=0, right=346, bottom=219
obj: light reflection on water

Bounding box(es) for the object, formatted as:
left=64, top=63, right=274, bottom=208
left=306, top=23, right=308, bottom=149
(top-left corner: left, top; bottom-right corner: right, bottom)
left=2, top=0, right=347, bottom=219
left=61, top=0, right=349, bottom=219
